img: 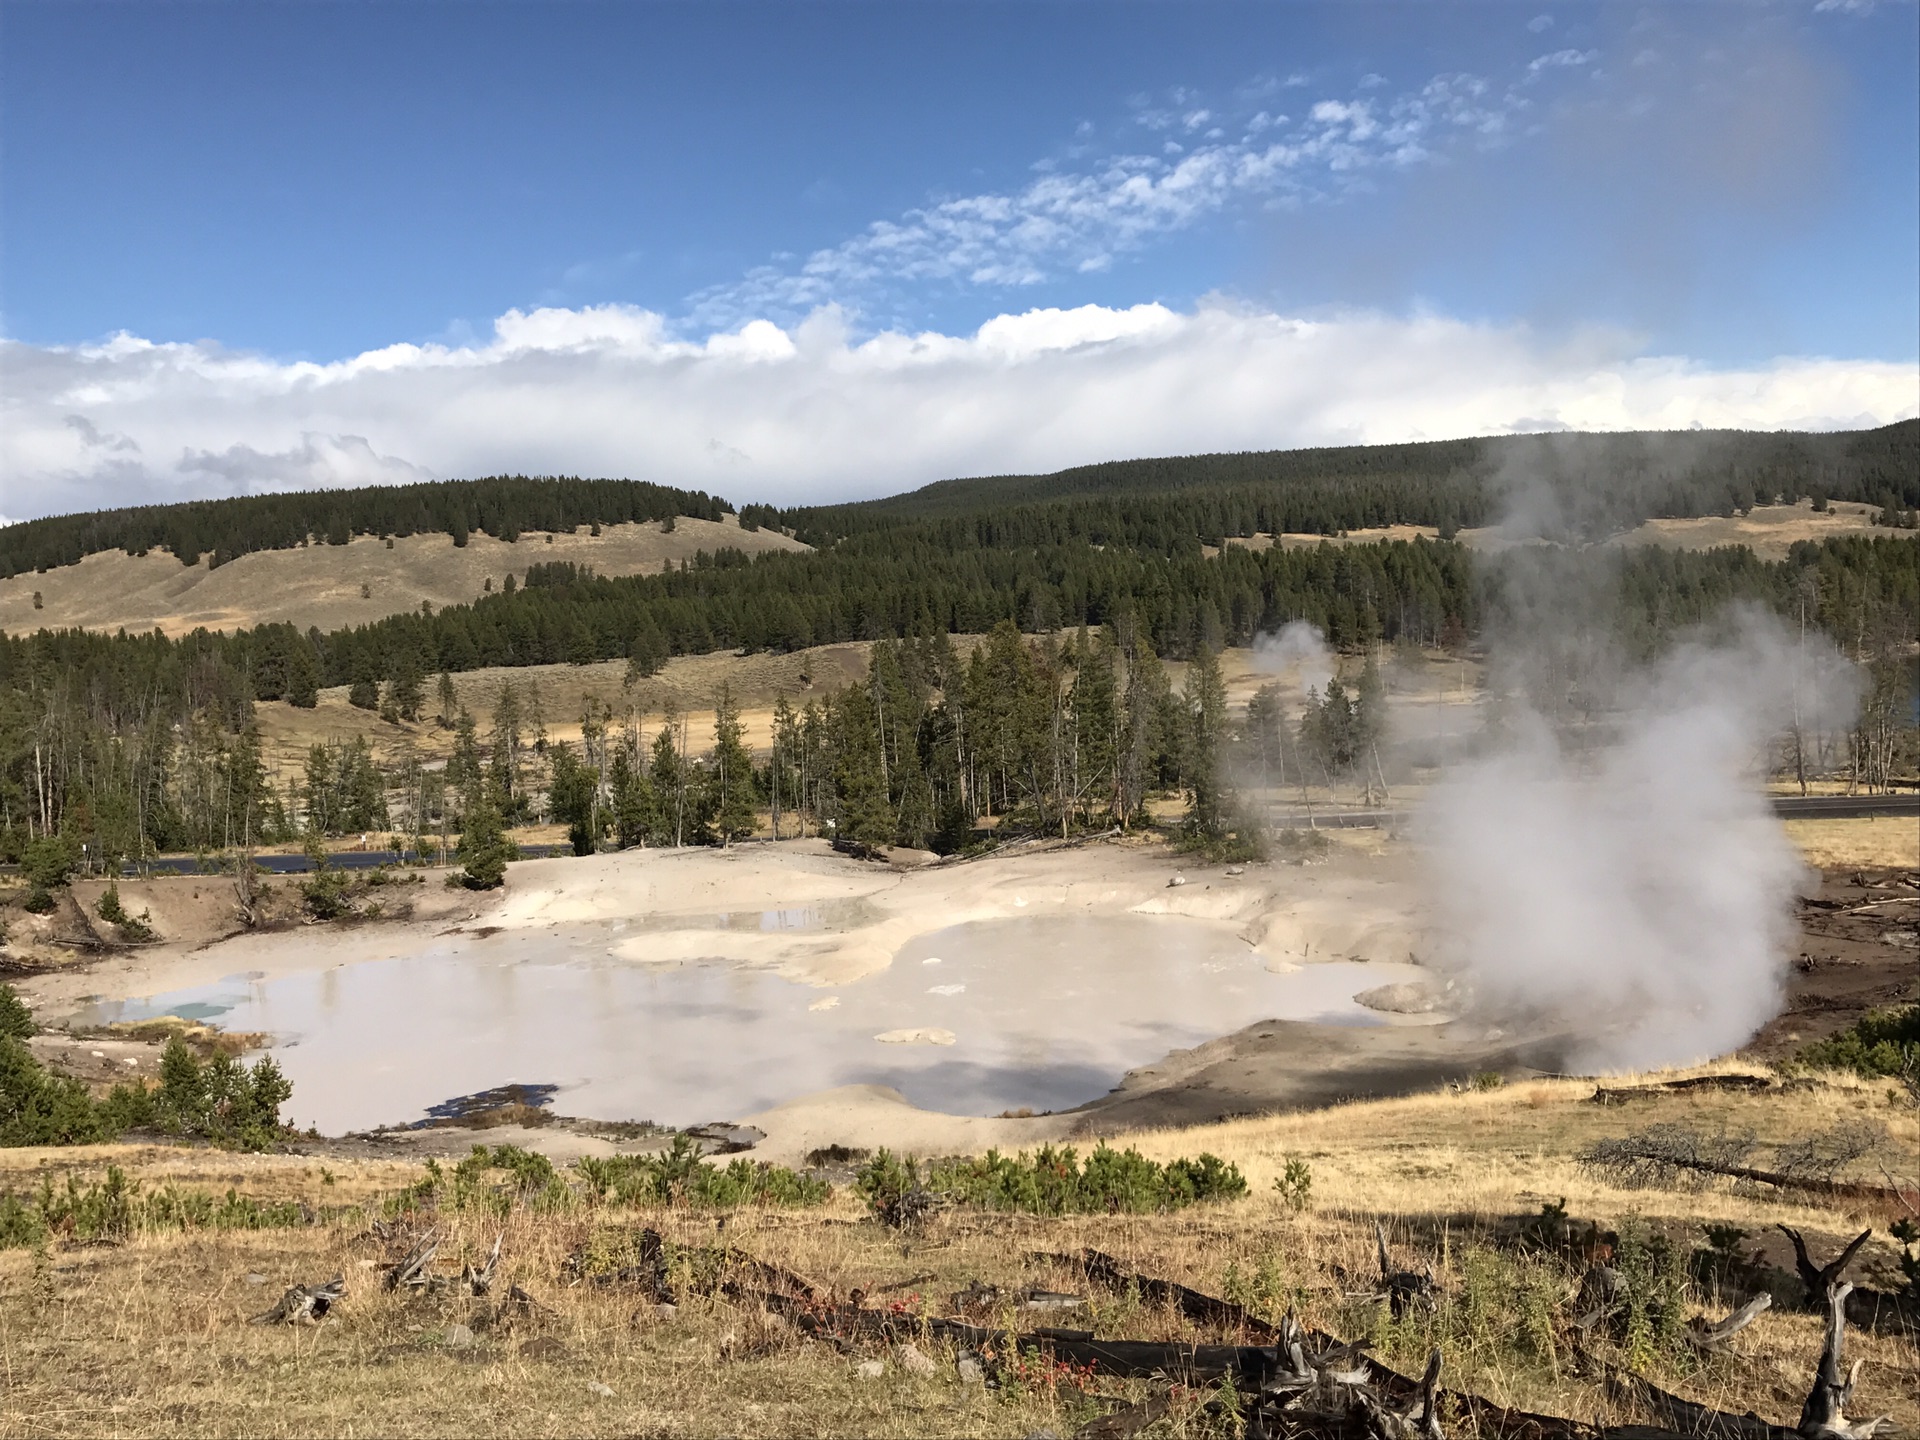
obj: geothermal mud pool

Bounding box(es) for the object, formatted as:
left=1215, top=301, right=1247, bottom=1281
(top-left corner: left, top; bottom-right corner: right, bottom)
left=76, top=913, right=1422, bottom=1134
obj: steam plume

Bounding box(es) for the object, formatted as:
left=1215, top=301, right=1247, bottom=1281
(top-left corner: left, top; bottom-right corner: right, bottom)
left=1253, top=620, right=1336, bottom=698
left=1419, top=610, right=1860, bottom=1071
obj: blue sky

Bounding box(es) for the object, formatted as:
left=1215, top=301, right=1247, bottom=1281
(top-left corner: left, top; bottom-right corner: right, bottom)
left=2, top=1, right=1916, bottom=519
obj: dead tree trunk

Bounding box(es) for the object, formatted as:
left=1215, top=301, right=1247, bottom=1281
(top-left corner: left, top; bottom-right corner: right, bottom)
left=1777, top=1226, right=1873, bottom=1303
left=1799, top=1283, right=1893, bottom=1439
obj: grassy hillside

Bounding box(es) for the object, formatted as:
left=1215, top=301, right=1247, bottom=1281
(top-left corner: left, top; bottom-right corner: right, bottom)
left=0, top=517, right=806, bottom=639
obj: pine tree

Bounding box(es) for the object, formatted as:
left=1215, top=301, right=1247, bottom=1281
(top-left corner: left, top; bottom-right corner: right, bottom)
left=1119, top=622, right=1169, bottom=826
left=1181, top=645, right=1229, bottom=840
left=386, top=652, right=425, bottom=722
left=709, top=683, right=756, bottom=844
left=457, top=793, right=516, bottom=889
left=610, top=748, right=655, bottom=848
left=548, top=745, right=600, bottom=855
left=286, top=643, right=320, bottom=709
left=436, top=671, right=458, bottom=728
left=302, top=743, right=334, bottom=837
left=832, top=686, right=894, bottom=853
left=1069, top=632, right=1118, bottom=827
left=769, top=695, right=799, bottom=839
left=347, top=669, right=379, bottom=711
left=648, top=716, right=687, bottom=846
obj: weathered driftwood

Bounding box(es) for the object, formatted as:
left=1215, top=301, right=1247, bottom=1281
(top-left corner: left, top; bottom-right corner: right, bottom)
left=1686, top=1293, right=1773, bottom=1352
left=1376, top=1221, right=1438, bottom=1318
left=719, top=1247, right=1902, bottom=1440
left=382, top=1229, right=438, bottom=1291
left=1798, top=1284, right=1894, bottom=1440
left=1776, top=1227, right=1873, bottom=1303
left=250, top=1276, right=344, bottom=1326
left=460, top=1232, right=503, bottom=1297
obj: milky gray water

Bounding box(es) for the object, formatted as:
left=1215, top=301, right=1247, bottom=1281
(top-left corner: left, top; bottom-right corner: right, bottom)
left=78, top=915, right=1419, bottom=1134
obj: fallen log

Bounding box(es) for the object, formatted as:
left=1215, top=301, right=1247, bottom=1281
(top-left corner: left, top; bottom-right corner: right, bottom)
left=1033, top=1247, right=1283, bottom=1340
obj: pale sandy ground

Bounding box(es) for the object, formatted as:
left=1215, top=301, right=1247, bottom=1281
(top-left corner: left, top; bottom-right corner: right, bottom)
left=18, top=836, right=1464, bottom=1157
left=0, top=516, right=806, bottom=638
left=14, top=814, right=1900, bottom=1164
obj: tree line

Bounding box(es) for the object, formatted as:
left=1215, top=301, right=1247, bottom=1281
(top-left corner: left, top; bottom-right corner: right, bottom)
left=0, top=530, right=1912, bottom=867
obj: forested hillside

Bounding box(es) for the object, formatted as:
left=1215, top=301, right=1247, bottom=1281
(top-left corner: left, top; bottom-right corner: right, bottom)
left=0, top=475, right=732, bottom=579
left=758, top=422, right=1920, bottom=546
left=0, top=422, right=1914, bottom=870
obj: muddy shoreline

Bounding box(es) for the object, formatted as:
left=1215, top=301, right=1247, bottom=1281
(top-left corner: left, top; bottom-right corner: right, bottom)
left=10, top=839, right=1915, bottom=1165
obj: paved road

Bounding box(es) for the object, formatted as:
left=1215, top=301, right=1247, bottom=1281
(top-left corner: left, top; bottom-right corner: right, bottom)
left=1767, top=794, right=1920, bottom=820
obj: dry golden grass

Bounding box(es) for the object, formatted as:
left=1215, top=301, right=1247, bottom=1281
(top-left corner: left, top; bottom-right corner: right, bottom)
left=1783, top=817, right=1920, bottom=870
left=2, top=1075, right=1914, bottom=1438
left=0, top=518, right=806, bottom=640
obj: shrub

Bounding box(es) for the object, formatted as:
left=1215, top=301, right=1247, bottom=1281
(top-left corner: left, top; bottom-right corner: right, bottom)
left=0, top=1166, right=310, bottom=1249
left=20, top=834, right=78, bottom=894
left=870, top=1142, right=1249, bottom=1218
left=0, top=1036, right=111, bottom=1146
left=850, top=1148, right=924, bottom=1226
left=150, top=1037, right=293, bottom=1151
left=1797, top=1004, right=1919, bottom=1080
left=448, top=1143, right=572, bottom=1215
left=576, top=1135, right=830, bottom=1209
left=96, top=883, right=157, bottom=942
left=298, top=838, right=354, bottom=920
left=1273, top=1155, right=1313, bottom=1211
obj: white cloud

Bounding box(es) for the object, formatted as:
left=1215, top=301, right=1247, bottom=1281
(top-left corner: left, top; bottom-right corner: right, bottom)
left=4, top=301, right=1913, bottom=520
left=683, top=65, right=1541, bottom=331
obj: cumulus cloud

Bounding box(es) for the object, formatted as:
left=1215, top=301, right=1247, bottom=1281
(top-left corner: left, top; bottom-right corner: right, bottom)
left=2, top=300, right=1914, bottom=520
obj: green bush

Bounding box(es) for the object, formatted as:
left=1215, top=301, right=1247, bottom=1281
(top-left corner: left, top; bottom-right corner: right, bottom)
left=96, top=883, right=157, bottom=942
left=866, top=1142, right=1249, bottom=1218
left=0, top=984, right=35, bottom=1040
left=21, top=834, right=78, bottom=893
left=1273, top=1155, right=1313, bottom=1211
left=445, top=1144, right=572, bottom=1215
left=1797, top=1004, right=1920, bottom=1079
left=456, top=797, right=518, bottom=890
left=576, top=1135, right=830, bottom=1209
left=0, top=1036, right=112, bottom=1145
left=150, top=1037, right=293, bottom=1151
left=298, top=839, right=355, bottom=920
left=0, top=1166, right=311, bottom=1249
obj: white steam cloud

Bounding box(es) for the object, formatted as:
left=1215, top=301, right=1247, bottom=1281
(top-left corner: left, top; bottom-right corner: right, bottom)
left=1252, top=620, right=1336, bottom=699
left=5, top=300, right=1916, bottom=522
left=1419, top=612, right=1861, bottom=1071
